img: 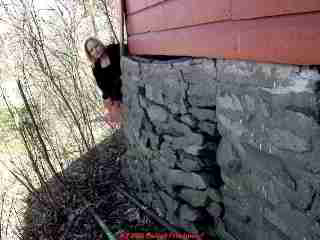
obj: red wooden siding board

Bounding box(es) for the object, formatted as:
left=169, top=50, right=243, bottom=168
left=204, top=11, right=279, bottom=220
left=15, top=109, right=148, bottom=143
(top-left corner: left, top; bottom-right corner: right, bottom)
left=232, top=0, right=320, bottom=20
left=128, top=13, right=320, bottom=65
left=125, top=0, right=145, bottom=15
left=127, top=0, right=231, bottom=35
left=125, top=0, right=164, bottom=15
left=129, top=21, right=237, bottom=58
left=127, top=3, right=167, bottom=34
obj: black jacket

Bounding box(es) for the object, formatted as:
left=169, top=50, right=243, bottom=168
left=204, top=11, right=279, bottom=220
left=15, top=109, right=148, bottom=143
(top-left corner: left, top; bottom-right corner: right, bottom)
left=92, top=44, right=122, bottom=102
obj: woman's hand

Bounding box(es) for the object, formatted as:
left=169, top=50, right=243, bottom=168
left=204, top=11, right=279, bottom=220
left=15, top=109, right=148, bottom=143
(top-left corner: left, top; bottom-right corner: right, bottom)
left=103, top=99, right=122, bottom=129
left=103, top=98, right=113, bottom=109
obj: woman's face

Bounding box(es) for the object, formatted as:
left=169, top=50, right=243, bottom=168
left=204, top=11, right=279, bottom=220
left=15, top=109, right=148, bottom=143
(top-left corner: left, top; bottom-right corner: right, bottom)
left=87, top=39, right=104, bottom=61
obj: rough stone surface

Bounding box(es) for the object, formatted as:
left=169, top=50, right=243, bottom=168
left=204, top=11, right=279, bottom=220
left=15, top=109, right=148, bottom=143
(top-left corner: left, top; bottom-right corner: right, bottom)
left=122, top=56, right=320, bottom=239
left=179, top=204, right=199, bottom=221
left=166, top=170, right=207, bottom=190
left=175, top=58, right=217, bottom=107
left=146, top=104, right=169, bottom=123
left=179, top=189, right=208, bottom=207
left=268, top=128, right=311, bottom=152
left=207, top=188, right=222, bottom=203
left=159, top=191, right=179, bottom=224
left=198, top=122, right=217, bottom=135
left=216, top=59, right=320, bottom=240
left=190, top=108, right=216, bottom=122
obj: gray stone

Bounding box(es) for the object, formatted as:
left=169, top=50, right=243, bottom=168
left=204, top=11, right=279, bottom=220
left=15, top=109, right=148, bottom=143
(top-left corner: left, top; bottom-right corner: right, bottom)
left=159, top=143, right=177, bottom=168
left=151, top=194, right=167, bottom=218
left=156, top=159, right=179, bottom=189
left=217, top=59, right=299, bottom=88
left=244, top=94, right=256, bottom=113
left=151, top=197, right=167, bottom=217
left=123, top=97, right=144, bottom=147
left=138, top=95, right=147, bottom=109
left=286, top=178, right=315, bottom=211
left=123, top=56, right=320, bottom=240
left=159, top=191, right=179, bottom=223
left=180, top=114, right=197, bottom=127
left=216, top=137, right=242, bottom=178
left=177, top=157, right=203, bottom=172
left=306, top=162, right=320, bottom=175
left=206, top=202, right=222, bottom=218
left=121, top=57, right=141, bottom=82
left=166, top=170, right=207, bottom=190
left=268, top=128, right=311, bottom=153
left=275, top=110, right=320, bottom=139
left=218, top=137, right=301, bottom=206
left=184, top=145, right=203, bottom=155
left=179, top=204, right=199, bottom=221
left=179, top=189, right=208, bottom=207
left=140, top=119, right=159, bottom=149
left=217, top=114, right=248, bottom=138
left=217, top=93, right=244, bottom=112
left=258, top=99, right=272, bottom=118
left=145, top=83, right=164, bottom=105
left=223, top=209, right=259, bottom=240
left=237, top=142, right=296, bottom=191
left=264, top=204, right=320, bottom=240
left=160, top=156, right=176, bottom=169
left=156, top=118, right=191, bottom=136
left=141, top=62, right=187, bottom=114
left=147, top=104, right=169, bottom=123
left=163, top=131, right=203, bottom=152
left=151, top=160, right=173, bottom=193
left=207, top=188, right=222, bottom=203
left=268, top=90, right=316, bottom=116
left=241, top=171, right=290, bottom=206
left=176, top=59, right=217, bottom=107
left=190, top=108, right=216, bottom=121
left=198, top=122, right=217, bottom=135
left=138, top=192, right=154, bottom=205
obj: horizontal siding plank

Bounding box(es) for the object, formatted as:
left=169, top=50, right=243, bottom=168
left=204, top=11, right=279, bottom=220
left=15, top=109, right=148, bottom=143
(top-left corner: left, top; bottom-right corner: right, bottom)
left=125, top=0, right=164, bottom=15
left=232, top=0, right=320, bottom=19
left=129, top=21, right=237, bottom=58
left=128, top=13, right=320, bottom=65
left=127, top=0, right=231, bottom=35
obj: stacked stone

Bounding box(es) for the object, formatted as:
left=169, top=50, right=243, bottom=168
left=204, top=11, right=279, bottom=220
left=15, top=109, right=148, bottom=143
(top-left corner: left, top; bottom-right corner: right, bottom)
left=122, top=56, right=320, bottom=240
left=216, top=60, right=320, bottom=240
left=121, top=57, right=224, bottom=235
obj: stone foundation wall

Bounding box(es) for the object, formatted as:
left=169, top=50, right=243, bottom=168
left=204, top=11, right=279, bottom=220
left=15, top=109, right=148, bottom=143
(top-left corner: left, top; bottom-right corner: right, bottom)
left=121, top=56, right=320, bottom=239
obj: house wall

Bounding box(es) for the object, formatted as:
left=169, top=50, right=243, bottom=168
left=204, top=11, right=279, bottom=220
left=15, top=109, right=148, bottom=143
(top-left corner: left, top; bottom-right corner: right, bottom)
left=125, top=0, right=320, bottom=65
left=121, top=55, right=320, bottom=239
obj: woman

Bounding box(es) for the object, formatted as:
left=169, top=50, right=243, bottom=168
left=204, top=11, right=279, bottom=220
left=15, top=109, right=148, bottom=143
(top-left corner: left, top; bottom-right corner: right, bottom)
left=84, top=37, right=123, bottom=128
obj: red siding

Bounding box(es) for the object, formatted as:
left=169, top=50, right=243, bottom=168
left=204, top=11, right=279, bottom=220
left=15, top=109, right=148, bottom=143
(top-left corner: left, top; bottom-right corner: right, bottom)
left=126, top=0, right=320, bottom=35
left=128, top=13, right=320, bottom=65
left=126, top=0, right=163, bottom=14
left=129, top=20, right=237, bottom=58
left=127, top=0, right=231, bottom=35
left=232, top=0, right=320, bottom=19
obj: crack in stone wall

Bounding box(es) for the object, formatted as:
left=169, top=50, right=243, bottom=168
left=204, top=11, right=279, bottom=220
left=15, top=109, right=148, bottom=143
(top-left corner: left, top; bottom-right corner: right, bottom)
left=121, top=56, right=320, bottom=240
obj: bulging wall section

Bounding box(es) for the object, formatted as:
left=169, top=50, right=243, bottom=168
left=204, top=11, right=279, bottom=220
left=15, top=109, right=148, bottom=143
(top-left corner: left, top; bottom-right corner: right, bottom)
left=121, top=56, right=320, bottom=239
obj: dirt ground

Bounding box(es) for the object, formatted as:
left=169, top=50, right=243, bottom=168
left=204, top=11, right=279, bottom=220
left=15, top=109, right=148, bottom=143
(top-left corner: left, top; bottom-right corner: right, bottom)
left=19, top=130, right=156, bottom=240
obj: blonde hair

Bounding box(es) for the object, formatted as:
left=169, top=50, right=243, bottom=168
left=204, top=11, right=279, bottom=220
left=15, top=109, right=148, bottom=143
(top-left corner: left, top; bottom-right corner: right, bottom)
left=84, top=37, right=107, bottom=63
